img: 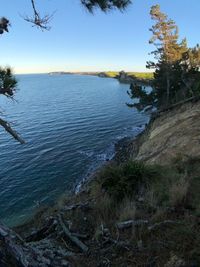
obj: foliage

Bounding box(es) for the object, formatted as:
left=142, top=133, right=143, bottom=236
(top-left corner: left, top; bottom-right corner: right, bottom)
left=0, top=17, right=9, bottom=34
left=0, top=67, right=24, bottom=143
left=100, top=161, right=159, bottom=200
left=117, top=198, right=136, bottom=221
left=127, top=83, right=156, bottom=111
left=97, top=156, right=200, bottom=211
left=127, top=72, right=154, bottom=80
left=1, top=0, right=132, bottom=31
left=128, top=5, right=200, bottom=111
left=104, top=71, right=119, bottom=78
left=0, top=67, right=17, bottom=98
left=81, top=0, right=131, bottom=12
left=103, top=71, right=154, bottom=80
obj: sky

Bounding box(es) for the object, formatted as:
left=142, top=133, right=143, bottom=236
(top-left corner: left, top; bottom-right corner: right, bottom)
left=1, top=0, right=200, bottom=74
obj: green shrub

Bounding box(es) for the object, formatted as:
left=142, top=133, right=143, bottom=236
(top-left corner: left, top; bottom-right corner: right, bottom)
left=101, top=161, right=159, bottom=201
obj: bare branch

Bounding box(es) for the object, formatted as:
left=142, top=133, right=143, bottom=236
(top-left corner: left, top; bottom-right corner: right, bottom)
left=0, top=118, right=25, bottom=144
left=23, top=0, right=55, bottom=30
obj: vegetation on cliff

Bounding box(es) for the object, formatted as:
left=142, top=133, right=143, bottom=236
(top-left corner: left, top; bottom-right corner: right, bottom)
left=7, top=151, right=199, bottom=266
left=98, top=71, right=154, bottom=81
left=128, top=5, right=200, bottom=111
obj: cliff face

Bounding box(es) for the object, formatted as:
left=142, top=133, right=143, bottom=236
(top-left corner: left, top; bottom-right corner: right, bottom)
left=135, top=100, right=200, bottom=164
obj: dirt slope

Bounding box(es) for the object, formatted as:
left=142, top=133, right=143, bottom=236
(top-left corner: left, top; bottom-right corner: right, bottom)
left=136, top=100, right=200, bottom=164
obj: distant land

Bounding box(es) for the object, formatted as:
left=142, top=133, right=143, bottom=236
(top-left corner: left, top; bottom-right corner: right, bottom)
left=48, top=71, right=154, bottom=84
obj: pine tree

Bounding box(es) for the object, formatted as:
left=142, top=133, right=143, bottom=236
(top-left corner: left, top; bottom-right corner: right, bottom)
left=147, top=5, right=188, bottom=106
left=127, top=5, right=200, bottom=112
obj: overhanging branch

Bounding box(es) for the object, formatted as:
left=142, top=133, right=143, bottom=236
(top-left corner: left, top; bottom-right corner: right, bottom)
left=0, top=118, right=25, bottom=144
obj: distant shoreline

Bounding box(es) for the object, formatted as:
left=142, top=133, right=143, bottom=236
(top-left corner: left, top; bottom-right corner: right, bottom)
left=48, top=71, right=154, bottom=85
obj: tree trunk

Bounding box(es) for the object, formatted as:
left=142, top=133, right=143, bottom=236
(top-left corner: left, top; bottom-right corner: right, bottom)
left=166, top=71, right=170, bottom=106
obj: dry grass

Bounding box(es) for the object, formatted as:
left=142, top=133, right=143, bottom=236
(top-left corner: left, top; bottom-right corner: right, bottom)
left=169, top=177, right=189, bottom=207
left=56, top=192, right=73, bottom=209
left=144, top=187, right=158, bottom=209
left=94, top=193, right=115, bottom=224
left=151, top=207, right=168, bottom=222
left=117, top=198, right=136, bottom=221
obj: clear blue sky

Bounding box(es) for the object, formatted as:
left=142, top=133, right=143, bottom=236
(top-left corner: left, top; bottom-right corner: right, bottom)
left=1, top=0, right=200, bottom=74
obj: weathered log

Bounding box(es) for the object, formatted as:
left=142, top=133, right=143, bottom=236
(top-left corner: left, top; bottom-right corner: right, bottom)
left=0, top=222, right=53, bottom=267
left=116, top=219, right=149, bottom=230
left=25, top=217, right=57, bottom=242
left=0, top=223, right=30, bottom=267
left=148, top=220, right=179, bottom=231
left=58, top=214, right=88, bottom=253
left=63, top=202, right=90, bottom=212
left=71, top=233, right=89, bottom=240
left=109, top=238, right=131, bottom=251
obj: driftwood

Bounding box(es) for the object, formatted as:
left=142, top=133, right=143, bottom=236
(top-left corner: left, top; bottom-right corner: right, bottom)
left=0, top=222, right=59, bottom=267
left=116, top=219, right=149, bottom=230
left=71, top=233, right=89, bottom=240
left=58, top=214, right=88, bottom=253
left=148, top=220, right=179, bottom=231
left=100, top=238, right=132, bottom=253
left=116, top=219, right=180, bottom=232
left=63, top=202, right=91, bottom=212
left=25, top=217, right=57, bottom=242
left=109, top=238, right=131, bottom=251
left=0, top=223, right=31, bottom=267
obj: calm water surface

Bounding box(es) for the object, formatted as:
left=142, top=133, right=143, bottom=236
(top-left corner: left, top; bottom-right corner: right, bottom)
left=0, top=74, right=149, bottom=226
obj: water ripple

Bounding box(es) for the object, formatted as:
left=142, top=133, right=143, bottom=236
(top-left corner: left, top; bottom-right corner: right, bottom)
left=0, top=74, right=149, bottom=226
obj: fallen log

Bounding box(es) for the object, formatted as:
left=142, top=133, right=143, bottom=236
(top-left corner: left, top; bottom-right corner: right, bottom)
left=71, top=233, right=89, bottom=240
left=25, top=217, right=57, bottom=242
left=63, top=202, right=90, bottom=212
left=148, top=220, right=180, bottom=231
left=58, top=214, right=88, bottom=253
left=0, top=222, right=54, bottom=267
left=0, top=223, right=30, bottom=267
left=116, top=219, right=149, bottom=230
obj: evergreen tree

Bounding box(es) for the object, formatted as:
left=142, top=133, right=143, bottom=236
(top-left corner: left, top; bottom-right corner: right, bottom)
left=127, top=5, right=200, bottom=112
left=147, top=5, right=188, bottom=106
